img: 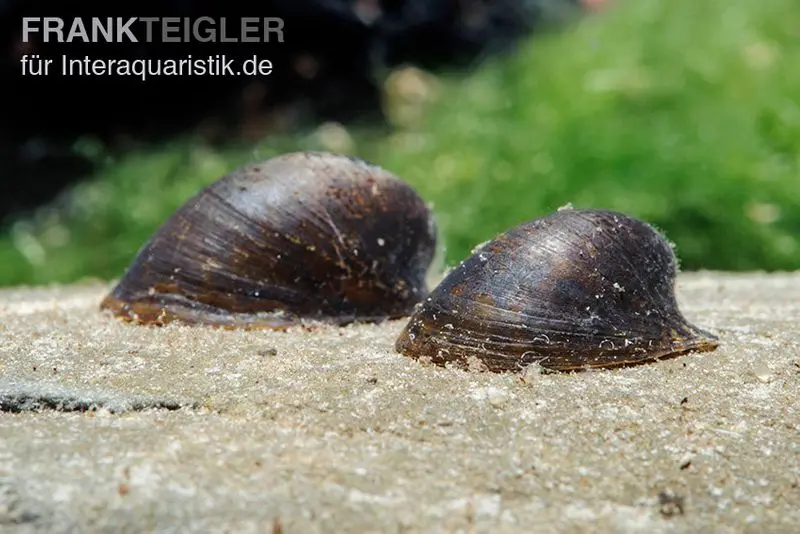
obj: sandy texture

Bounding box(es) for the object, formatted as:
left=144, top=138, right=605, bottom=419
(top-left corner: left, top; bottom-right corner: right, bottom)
left=0, top=273, right=798, bottom=533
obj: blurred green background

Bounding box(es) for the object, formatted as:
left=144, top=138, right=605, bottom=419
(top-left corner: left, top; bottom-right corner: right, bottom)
left=1, top=0, right=798, bottom=287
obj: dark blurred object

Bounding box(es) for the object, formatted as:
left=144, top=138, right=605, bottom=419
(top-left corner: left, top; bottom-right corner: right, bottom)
left=1, top=0, right=581, bottom=222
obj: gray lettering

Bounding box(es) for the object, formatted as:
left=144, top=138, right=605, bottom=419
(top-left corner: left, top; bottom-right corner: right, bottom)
left=219, top=19, right=236, bottom=42
left=264, top=17, right=284, bottom=43
left=65, top=18, right=88, bottom=42
left=22, top=18, right=40, bottom=42
left=194, top=17, right=215, bottom=42
left=117, top=17, right=138, bottom=42
left=43, top=17, right=64, bottom=43
left=139, top=17, right=158, bottom=42
left=240, top=17, right=259, bottom=43
left=92, top=17, right=113, bottom=42
left=162, top=17, right=181, bottom=42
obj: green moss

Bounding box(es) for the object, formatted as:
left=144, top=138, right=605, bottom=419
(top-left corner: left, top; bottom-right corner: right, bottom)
left=2, top=0, right=799, bottom=286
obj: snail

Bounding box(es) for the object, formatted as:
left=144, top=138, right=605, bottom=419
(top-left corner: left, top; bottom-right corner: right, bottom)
left=395, top=207, right=719, bottom=372
left=100, top=151, right=438, bottom=329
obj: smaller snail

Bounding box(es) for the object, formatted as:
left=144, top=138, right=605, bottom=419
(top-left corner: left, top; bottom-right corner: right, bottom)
left=100, top=151, right=437, bottom=329
left=395, top=208, right=719, bottom=372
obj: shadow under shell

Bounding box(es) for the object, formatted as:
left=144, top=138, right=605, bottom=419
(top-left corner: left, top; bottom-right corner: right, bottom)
left=395, top=208, right=719, bottom=372
left=100, top=152, right=438, bottom=329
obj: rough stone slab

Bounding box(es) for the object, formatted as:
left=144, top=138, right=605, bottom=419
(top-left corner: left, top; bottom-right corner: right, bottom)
left=0, top=273, right=798, bottom=533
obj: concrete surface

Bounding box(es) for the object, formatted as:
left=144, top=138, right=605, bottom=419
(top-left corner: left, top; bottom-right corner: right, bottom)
left=0, top=272, right=798, bottom=533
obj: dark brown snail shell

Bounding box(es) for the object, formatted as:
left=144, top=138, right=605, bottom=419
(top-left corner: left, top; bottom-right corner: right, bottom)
left=395, top=208, right=719, bottom=372
left=100, top=151, right=437, bottom=329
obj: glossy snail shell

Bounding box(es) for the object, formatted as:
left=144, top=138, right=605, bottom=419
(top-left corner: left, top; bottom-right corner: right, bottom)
left=395, top=208, right=719, bottom=372
left=100, top=151, right=437, bottom=328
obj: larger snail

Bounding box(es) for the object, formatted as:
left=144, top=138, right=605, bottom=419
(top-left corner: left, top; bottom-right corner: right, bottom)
left=395, top=207, right=719, bottom=372
left=100, top=151, right=438, bottom=329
